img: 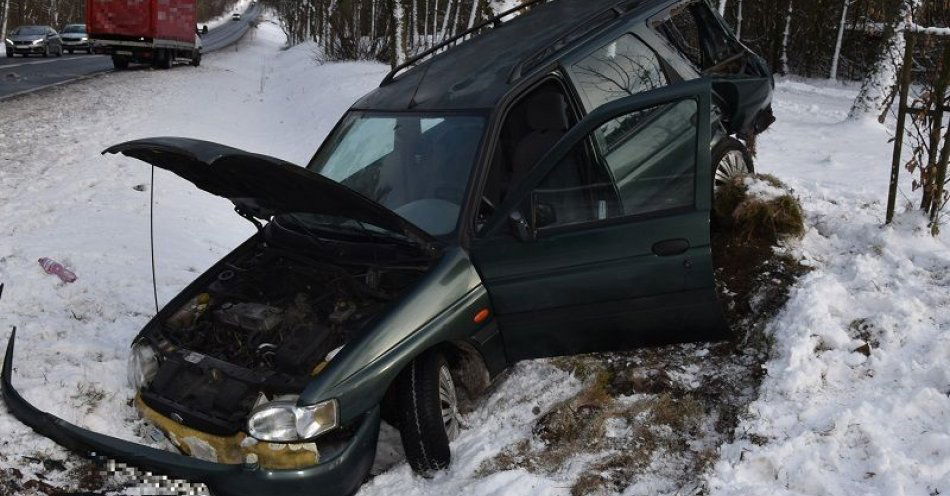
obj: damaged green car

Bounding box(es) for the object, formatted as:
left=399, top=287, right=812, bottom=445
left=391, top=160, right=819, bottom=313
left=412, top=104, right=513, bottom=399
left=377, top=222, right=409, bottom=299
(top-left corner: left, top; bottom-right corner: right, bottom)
left=2, top=0, right=774, bottom=494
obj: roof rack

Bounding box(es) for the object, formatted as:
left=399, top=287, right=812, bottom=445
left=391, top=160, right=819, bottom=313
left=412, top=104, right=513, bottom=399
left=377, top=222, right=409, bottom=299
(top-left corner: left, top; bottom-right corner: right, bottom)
left=509, top=1, right=640, bottom=82
left=380, top=0, right=558, bottom=86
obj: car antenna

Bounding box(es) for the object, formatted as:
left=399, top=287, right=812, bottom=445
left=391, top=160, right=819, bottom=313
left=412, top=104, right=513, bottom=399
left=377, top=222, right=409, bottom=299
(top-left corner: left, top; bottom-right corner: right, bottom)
left=149, top=166, right=159, bottom=314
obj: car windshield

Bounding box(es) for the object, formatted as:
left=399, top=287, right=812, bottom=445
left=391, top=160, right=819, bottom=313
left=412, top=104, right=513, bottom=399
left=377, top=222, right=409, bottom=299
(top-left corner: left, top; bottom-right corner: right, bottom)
left=63, top=25, right=85, bottom=33
left=14, top=26, right=46, bottom=35
left=306, top=111, right=486, bottom=237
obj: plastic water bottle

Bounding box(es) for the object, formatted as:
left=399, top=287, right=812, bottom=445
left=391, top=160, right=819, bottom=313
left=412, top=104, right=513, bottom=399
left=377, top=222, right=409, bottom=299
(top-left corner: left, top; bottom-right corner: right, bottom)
left=38, top=258, right=77, bottom=283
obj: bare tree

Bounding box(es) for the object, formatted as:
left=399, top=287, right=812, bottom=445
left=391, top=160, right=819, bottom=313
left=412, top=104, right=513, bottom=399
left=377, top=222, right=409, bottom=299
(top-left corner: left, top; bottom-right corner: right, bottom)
left=780, top=0, right=793, bottom=75
left=829, top=0, right=852, bottom=79
left=849, top=0, right=922, bottom=120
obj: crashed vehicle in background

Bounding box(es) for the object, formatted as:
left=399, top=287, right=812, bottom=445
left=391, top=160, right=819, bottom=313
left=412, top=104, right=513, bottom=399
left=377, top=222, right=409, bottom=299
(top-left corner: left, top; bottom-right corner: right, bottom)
left=1, top=0, right=774, bottom=494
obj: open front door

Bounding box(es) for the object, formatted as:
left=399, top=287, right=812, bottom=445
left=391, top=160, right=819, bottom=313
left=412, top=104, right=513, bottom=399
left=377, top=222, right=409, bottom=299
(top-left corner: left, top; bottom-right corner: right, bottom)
left=470, top=80, right=729, bottom=361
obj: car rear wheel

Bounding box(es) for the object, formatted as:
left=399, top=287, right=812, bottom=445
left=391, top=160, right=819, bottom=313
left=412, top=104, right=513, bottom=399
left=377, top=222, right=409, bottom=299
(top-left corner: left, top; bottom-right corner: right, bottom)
left=713, top=137, right=754, bottom=190
left=395, top=350, right=460, bottom=475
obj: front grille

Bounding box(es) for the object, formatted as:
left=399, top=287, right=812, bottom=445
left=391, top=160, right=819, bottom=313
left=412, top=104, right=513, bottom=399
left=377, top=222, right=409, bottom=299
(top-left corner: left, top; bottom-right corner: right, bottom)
left=14, top=41, right=33, bottom=46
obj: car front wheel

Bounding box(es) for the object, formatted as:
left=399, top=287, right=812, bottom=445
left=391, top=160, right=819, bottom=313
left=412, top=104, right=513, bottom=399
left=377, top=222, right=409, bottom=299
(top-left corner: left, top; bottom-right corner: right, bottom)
left=713, top=137, right=754, bottom=190
left=396, top=350, right=460, bottom=475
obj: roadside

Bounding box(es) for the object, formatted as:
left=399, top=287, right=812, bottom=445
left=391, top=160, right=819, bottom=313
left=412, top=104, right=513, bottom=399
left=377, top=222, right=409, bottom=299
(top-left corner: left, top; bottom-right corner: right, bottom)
left=0, top=22, right=387, bottom=494
left=0, top=24, right=946, bottom=496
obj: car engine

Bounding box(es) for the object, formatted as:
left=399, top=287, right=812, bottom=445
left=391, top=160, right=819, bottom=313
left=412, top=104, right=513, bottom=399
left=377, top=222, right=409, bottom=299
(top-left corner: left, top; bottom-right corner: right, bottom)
left=139, top=237, right=429, bottom=435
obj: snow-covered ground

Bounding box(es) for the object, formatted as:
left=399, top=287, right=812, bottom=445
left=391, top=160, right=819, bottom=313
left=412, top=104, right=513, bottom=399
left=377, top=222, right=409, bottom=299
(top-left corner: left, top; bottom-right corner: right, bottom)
left=0, top=21, right=947, bottom=496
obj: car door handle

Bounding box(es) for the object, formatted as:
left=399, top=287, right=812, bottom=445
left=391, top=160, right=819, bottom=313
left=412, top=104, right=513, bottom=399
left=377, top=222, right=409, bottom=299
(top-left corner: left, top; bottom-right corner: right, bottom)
left=652, top=239, right=690, bottom=257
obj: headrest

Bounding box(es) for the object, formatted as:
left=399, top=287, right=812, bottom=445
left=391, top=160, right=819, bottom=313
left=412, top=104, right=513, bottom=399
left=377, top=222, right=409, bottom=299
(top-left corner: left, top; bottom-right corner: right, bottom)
left=525, top=92, right=569, bottom=132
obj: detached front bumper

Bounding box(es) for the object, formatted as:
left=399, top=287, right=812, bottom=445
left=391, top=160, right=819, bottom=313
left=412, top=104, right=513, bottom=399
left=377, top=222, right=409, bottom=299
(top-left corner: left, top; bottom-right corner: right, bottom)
left=1, top=330, right=380, bottom=496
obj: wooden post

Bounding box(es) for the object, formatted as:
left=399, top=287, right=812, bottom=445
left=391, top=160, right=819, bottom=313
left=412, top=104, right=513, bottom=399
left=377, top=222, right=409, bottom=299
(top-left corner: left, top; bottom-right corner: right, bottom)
left=931, top=121, right=950, bottom=235
left=886, top=31, right=916, bottom=224
left=922, top=43, right=950, bottom=216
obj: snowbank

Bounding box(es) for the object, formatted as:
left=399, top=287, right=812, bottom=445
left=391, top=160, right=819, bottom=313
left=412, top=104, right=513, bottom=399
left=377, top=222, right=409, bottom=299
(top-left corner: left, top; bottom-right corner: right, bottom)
left=707, top=80, right=950, bottom=496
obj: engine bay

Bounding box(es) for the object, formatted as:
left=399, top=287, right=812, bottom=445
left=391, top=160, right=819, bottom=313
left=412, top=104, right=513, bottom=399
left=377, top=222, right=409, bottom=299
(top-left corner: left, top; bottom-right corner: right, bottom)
left=139, top=228, right=431, bottom=435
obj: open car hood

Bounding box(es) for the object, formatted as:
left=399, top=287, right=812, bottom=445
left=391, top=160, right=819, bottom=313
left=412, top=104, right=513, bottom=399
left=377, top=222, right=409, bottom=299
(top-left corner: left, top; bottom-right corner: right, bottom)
left=104, top=138, right=438, bottom=251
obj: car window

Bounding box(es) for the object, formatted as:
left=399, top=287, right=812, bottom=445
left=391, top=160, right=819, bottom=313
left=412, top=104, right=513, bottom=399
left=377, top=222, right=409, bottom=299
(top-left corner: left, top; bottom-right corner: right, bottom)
left=658, top=2, right=742, bottom=72
left=529, top=99, right=697, bottom=230
left=570, top=34, right=670, bottom=154
left=308, top=112, right=486, bottom=236
left=571, top=34, right=669, bottom=112
left=658, top=6, right=703, bottom=69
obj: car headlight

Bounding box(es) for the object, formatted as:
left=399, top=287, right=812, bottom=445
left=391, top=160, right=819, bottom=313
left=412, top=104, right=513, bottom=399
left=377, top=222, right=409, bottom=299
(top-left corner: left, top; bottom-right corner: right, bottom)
left=3, top=39, right=12, bottom=45
left=127, top=341, right=159, bottom=390
left=81, top=37, right=88, bottom=41
left=247, top=399, right=339, bottom=442
left=32, top=39, right=43, bottom=45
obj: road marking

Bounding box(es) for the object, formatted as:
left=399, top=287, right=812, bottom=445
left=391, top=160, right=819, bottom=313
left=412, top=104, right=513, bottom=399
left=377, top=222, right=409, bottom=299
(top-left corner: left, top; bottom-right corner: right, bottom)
left=0, top=70, right=113, bottom=102
left=0, top=56, right=105, bottom=70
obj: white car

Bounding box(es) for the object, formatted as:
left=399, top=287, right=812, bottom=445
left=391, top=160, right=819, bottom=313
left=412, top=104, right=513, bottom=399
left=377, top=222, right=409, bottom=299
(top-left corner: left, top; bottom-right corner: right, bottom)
left=232, top=13, right=242, bottom=21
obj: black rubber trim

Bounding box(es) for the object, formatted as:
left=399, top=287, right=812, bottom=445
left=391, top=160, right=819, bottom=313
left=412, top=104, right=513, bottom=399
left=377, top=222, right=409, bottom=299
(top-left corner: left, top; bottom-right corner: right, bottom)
left=1, top=329, right=381, bottom=496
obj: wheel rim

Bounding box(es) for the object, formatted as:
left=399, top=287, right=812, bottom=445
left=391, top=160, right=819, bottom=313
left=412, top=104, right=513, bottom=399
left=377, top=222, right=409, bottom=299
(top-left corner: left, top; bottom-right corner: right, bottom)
left=715, top=149, right=750, bottom=188
left=438, top=364, right=460, bottom=441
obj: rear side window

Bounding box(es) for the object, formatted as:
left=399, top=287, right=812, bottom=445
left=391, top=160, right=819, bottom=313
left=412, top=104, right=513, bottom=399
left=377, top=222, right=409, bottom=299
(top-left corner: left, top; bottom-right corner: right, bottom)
left=571, top=34, right=669, bottom=112
left=659, top=8, right=703, bottom=68
left=570, top=34, right=669, bottom=153
left=658, top=2, right=740, bottom=72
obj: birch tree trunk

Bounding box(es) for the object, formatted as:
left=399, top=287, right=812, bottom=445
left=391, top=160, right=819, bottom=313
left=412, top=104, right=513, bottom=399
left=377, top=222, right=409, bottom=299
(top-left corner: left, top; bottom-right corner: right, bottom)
left=735, top=0, right=743, bottom=40
left=780, top=0, right=793, bottom=76
left=449, top=0, right=462, bottom=36
left=0, top=0, right=10, bottom=46
left=848, top=0, right=921, bottom=120
left=392, top=0, right=407, bottom=66
left=718, top=0, right=727, bottom=16
left=466, top=0, right=480, bottom=29
left=829, top=0, right=851, bottom=80
left=439, top=0, right=455, bottom=40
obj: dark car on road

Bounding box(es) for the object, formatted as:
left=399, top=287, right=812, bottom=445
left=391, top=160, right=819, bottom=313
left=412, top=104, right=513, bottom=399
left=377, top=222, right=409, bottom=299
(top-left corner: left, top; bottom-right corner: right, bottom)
left=2, top=0, right=774, bottom=495
left=60, top=23, right=92, bottom=54
left=4, top=25, right=63, bottom=57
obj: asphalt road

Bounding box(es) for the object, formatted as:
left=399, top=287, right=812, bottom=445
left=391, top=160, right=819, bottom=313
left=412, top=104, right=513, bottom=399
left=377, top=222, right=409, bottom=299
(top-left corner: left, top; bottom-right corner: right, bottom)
left=0, top=3, right=261, bottom=101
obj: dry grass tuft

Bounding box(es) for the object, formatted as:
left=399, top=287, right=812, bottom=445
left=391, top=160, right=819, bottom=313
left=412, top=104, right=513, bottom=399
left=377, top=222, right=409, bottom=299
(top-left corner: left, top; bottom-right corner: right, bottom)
left=714, top=174, right=806, bottom=244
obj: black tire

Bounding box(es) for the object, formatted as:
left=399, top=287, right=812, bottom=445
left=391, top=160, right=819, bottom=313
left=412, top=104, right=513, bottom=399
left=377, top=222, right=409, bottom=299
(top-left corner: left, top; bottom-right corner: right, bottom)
left=56, top=46, right=63, bottom=57
left=712, top=137, right=754, bottom=190
left=161, top=49, right=173, bottom=69
left=67, top=48, right=73, bottom=54
left=43, top=45, right=49, bottom=57
left=111, top=56, right=129, bottom=70
left=395, top=350, right=460, bottom=476
left=87, top=47, right=94, bottom=54
left=191, top=51, right=201, bottom=67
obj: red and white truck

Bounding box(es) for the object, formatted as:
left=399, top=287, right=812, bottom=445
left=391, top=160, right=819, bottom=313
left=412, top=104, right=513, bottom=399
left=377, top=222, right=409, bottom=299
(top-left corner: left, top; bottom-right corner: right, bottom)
left=87, top=0, right=202, bottom=70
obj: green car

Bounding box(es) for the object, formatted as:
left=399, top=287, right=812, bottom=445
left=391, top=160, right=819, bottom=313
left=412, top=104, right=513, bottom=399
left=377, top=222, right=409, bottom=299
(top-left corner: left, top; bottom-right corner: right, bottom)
left=1, top=0, right=773, bottom=494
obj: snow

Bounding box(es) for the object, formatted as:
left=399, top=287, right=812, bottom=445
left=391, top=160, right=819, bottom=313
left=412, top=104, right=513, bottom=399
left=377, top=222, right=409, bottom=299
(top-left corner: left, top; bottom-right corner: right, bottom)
left=707, top=79, right=950, bottom=496
left=1, top=21, right=949, bottom=496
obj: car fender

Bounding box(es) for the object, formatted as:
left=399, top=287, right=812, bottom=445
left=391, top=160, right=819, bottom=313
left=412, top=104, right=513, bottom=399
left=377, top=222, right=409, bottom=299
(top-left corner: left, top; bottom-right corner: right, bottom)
left=298, top=246, right=493, bottom=423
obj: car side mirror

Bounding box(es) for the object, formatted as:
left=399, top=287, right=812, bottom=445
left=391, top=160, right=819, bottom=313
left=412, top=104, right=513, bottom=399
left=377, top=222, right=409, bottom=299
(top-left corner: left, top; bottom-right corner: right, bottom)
left=534, top=202, right=558, bottom=229
left=508, top=211, right=535, bottom=242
